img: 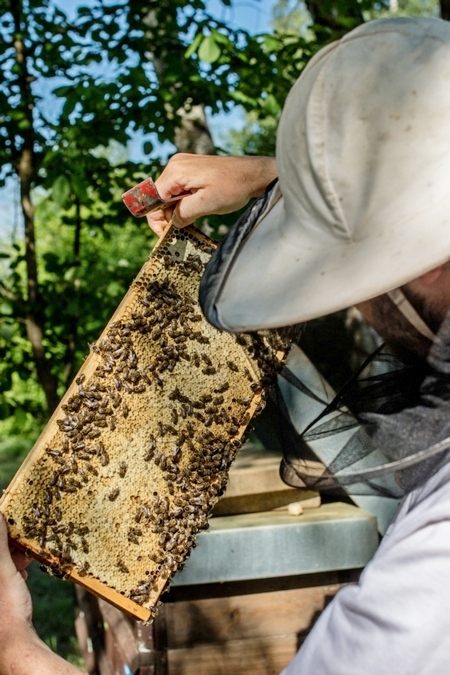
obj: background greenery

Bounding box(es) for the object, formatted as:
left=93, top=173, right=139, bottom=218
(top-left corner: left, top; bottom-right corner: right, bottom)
left=0, top=0, right=443, bottom=668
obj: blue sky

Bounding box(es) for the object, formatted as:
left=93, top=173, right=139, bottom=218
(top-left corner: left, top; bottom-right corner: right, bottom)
left=0, top=0, right=275, bottom=241
left=55, top=0, right=274, bottom=34
left=199, top=0, right=274, bottom=33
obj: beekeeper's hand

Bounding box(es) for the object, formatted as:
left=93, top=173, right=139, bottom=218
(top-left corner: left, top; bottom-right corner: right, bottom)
left=146, top=153, right=277, bottom=236
left=0, top=513, right=33, bottom=627
left=0, top=513, right=86, bottom=674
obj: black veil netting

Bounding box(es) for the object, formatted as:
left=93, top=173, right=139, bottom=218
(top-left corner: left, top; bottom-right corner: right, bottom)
left=274, top=311, right=450, bottom=497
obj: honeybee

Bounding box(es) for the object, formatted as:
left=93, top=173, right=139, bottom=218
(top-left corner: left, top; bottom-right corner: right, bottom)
left=108, top=487, right=120, bottom=501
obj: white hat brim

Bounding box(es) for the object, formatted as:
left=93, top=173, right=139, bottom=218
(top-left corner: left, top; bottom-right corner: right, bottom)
left=200, top=181, right=450, bottom=332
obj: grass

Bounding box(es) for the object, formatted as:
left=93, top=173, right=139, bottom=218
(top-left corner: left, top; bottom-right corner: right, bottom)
left=28, top=561, right=85, bottom=669
left=0, top=434, right=85, bottom=670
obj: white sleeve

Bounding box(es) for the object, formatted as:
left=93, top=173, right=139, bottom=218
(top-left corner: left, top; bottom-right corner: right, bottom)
left=281, top=465, right=450, bottom=675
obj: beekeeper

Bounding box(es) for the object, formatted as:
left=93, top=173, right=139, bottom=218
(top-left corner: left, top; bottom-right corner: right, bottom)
left=148, top=16, right=450, bottom=674
left=3, top=15, right=450, bottom=675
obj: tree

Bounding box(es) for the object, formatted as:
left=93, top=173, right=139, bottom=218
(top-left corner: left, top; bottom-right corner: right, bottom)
left=0, top=0, right=288, bottom=425
left=3, top=0, right=445, bottom=437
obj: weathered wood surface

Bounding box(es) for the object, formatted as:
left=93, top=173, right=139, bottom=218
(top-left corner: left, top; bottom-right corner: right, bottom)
left=212, top=445, right=319, bottom=516
left=167, top=634, right=301, bottom=675
left=76, top=572, right=349, bottom=674
left=164, top=583, right=341, bottom=648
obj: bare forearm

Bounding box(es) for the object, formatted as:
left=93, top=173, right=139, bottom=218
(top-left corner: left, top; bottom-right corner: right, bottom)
left=246, top=155, right=278, bottom=196
left=0, top=621, right=86, bottom=675
left=215, top=154, right=278, bottom=199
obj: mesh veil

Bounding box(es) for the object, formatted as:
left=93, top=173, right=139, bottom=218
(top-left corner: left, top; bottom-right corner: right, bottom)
left=277, top=312, right=450, bottom=496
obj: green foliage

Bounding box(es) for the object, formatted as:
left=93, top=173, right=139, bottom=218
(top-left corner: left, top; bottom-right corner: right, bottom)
left=225, top=110, right=278, bottom=157
left=272, top=0, right=313, bottom=35
left=0, top=0, right=315, bottom=430
left=365, top=0, right=439, bottom=18
left=0, top=197, right=156, bottom=421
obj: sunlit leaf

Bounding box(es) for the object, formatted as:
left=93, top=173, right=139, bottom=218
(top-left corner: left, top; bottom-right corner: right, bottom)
left=198, top=35, right=221, bottom=63
left=106, top=280, right=124, bottom=297
left=51, top=175, right=71, bottom=208
left=185, top=32, right=203, bottom=58
left=0, top=324, right=15, bottom=341
left=63, top=266, right=80, bottom=282
left=0, top=302, right=13, bottom=316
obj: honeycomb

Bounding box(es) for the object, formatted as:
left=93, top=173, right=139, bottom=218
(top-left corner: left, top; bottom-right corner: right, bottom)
left=0, top=226, right=289, bottom=622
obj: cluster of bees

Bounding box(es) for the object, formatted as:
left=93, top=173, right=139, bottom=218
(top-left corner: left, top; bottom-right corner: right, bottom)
left=2, top=228, right=289, bottom=620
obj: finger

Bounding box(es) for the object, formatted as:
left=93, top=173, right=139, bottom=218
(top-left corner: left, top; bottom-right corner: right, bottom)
left=11, top=549, right=32, bottom=572
left=146, top=210, right=170, bottom=237
left=172, top=194, right=202, bottom=228
left=0, top=513, right=19, bottom=578
left=172, top=211, right=193, bottom=229
left=162, top=204, right=176, bottom=226
left=146, top=204, right=177, bottom=237
left=156, top=183, right=192, bottom=202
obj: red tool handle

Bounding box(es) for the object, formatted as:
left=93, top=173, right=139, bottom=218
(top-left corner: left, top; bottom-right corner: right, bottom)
left=122, top=178, right=186, bottom=218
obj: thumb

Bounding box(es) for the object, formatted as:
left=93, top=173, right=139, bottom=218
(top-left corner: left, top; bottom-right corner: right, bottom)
left=0, top=513, right=18, bottom=578
left=172, top=191, right=204, bottom=228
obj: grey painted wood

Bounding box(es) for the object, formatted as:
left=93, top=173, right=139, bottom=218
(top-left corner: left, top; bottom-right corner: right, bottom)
left=173, top=502, right=379, bottom=586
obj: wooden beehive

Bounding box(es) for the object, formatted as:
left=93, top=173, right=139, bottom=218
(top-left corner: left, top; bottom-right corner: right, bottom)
left=0, top=226, right=288, bottom=622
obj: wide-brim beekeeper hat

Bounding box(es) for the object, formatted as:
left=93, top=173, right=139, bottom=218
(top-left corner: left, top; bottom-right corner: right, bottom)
left=200, top=17, right=450, bottom=332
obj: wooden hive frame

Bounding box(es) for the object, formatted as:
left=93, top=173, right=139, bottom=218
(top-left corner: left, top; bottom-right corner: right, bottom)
left=0, top=225, right=288, bottom=622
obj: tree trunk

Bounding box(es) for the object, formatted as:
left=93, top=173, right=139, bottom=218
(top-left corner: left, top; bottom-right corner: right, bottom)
left=11, top=0, right=59, bottom=414
left=441, top=0, right=450, bottom=21
left=174, top=104, right=215, bottom=155
left=145, top=12, right=216, bottom=157
left=63, top=198, right=82, bottom=388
